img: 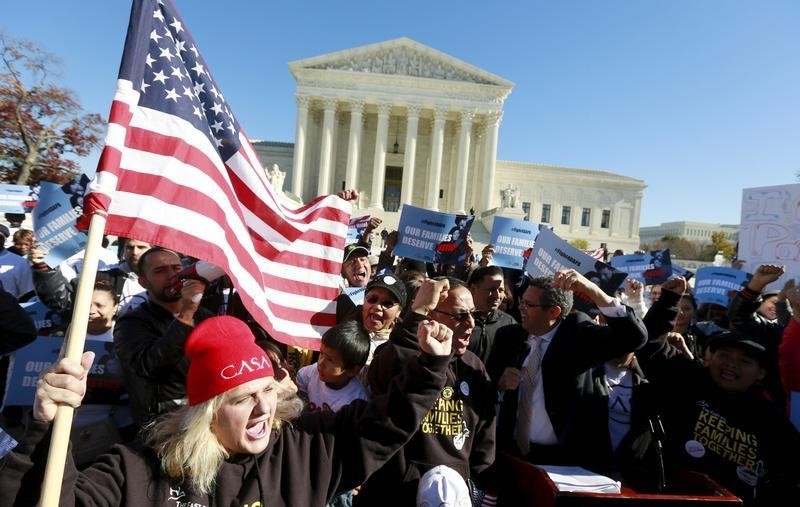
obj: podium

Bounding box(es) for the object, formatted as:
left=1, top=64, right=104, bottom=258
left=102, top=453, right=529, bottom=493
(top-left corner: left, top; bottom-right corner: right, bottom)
left=497, top=453, right=742, bottom=506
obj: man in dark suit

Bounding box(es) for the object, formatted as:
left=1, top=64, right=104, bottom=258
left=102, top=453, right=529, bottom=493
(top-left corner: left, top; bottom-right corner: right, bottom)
left=489, top=269, right=647, bottom=465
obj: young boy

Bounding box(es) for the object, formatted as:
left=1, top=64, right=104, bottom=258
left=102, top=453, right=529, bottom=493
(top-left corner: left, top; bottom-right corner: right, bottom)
left=296, top=321, right=372, bottom=507
left=296, top=320, right=371, bottom=413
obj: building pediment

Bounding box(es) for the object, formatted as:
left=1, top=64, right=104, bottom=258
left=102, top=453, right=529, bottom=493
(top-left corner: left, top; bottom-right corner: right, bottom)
left=289, top=37, right=514, bottom=89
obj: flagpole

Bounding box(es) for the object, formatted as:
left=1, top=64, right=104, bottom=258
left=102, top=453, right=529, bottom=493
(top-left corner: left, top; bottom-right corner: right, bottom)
left=39, top=213, right=107, bottom=507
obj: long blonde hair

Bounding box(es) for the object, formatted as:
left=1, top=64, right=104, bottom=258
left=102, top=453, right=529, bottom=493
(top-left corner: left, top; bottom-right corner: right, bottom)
left=146, top=377, right=304, bottom=495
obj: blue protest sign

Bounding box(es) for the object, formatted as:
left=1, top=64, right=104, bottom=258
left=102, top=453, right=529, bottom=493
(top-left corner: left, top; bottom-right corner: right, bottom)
left=32, top=179, right=89, bottom=267
left=347, top=215, right=371, bottom=245
left=393, top=205, right=473, bottom=265
left=0, top=427, right=17, bottom=458
left=694, top=266, right=752, bottom=307
left=489, top=216, right=540, bottom=269
left=671, top=263, right=694, bottom=281
left=3, top=336, right=125, bottom=407
left=0, top=183, right=38, bottom=213
left=610, top=249, right=672, bottom=286
left=527, top=227, right=627, bottom=297
left=20, top=300, right=67, bottom=335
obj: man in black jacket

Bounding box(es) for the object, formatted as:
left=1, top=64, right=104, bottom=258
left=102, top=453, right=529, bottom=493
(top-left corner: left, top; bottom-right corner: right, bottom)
left=467, top=265, right=517, bottom=366
left=361, top=277, right=497, bottom=506
left=490, top=269, right=647, bottom=465
left=114, top=247, right=212, bottom=429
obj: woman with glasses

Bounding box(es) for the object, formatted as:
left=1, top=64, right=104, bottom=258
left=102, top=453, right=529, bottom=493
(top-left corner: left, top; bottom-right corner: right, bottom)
left=360, top=274, right=407, bottom=366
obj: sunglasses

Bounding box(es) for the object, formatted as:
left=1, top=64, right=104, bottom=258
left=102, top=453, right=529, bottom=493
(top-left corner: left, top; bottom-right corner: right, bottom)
left=365, top=294, right=399, bottom=308
left=431, top=308, right=480, bottom=323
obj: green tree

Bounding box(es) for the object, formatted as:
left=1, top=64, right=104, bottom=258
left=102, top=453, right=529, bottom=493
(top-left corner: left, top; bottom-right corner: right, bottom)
left=569, top=238, right=589, bottom=251
left=642, top=235, right=698, bottom=260
left=0, top=32, right=104, bottom=185
left=699, top=231, right=735, bottom=261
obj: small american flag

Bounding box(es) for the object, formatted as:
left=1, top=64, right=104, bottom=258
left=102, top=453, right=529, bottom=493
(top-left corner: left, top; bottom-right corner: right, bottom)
left=81, top=0, right=350, bottom=349
left=586, top=247, right=606, bottom=261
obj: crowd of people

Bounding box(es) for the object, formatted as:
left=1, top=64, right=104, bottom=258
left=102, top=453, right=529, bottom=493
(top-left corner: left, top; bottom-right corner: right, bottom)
left=0, top=206, right=799, bottom=506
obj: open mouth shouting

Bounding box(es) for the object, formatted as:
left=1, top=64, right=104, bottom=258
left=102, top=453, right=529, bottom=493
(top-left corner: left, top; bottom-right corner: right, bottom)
left=246, top=419, right=269, bottom=440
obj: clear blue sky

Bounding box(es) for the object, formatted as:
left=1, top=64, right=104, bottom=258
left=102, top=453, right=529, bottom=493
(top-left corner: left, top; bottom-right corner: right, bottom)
left=3, top=1, right=798, bottom=226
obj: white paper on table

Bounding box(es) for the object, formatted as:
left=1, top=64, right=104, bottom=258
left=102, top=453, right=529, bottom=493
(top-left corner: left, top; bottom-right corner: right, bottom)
left=538, top=465, right=622, bottom=494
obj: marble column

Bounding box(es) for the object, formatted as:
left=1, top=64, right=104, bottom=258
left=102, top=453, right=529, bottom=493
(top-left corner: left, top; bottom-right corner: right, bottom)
left=399, top=104, right=420, bottom=207
left=425, top=107, right=448, bottom=211
left=479, top=111, right=502, bottom=213
left=317, top=98, right=337, bottom=196
left=369, top=103, right=392, bottom=210
left=344, top=100, right=365, bottom=195
left=471, top=124, right=485, bottom=215
left=630, top=193, right=643, bottom=237
left=453, top=111, right=474, bottom=213
left=291, top=95, right=311, bottom=198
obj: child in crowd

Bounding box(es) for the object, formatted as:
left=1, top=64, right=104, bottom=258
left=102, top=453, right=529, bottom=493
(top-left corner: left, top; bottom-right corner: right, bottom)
left=296, top=321, right=371, bottom=507
left=296, top=320, right=370, bottom=414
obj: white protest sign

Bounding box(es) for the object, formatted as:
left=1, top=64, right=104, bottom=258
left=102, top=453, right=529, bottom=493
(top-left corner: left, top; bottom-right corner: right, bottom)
left=738, top=184, right=800, bottom=290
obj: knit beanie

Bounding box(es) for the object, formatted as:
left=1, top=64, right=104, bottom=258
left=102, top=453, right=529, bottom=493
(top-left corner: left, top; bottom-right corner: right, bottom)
left=185, top=316, right=274, bottom=405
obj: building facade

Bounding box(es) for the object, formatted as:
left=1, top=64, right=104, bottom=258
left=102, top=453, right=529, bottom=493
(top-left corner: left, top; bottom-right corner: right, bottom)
left=639, top=221, right=740, bottom=248
left=255, top=38, right=646, bottom=253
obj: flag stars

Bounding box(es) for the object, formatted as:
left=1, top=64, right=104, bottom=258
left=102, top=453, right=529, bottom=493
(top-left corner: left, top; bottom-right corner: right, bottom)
left=150, top=30, right=162, bottom=43
left=210, top=102, right=224, bottom=115
left=212, top=136, right=223, bottom=149
left=165, top=88, right=181, bottom=102
left=145, top=53, right=156, bottom=68
left=169, top=19, right=184, bottom=33
left=210, top=86, right=219, bottom=98
left=141, top=80, right=150, bottom=93
left=191, top=62, right=205, bottom=77
left=190, top=45, right=199, bottom=58
left=153, top=9, right=165, bottom=22
left=193, top=81, right=205, bottom=96
left=192, top=105, right=203, bottom=119
left=210, top=120, right=224, bottom=133
left=175, top=39, right=186, bottom=53
left=152, top=70, right=168, bottom=84
left=226, top=123, right=236, bottom=134
left=163, top=28, right=175, bottom=42
left=171, top=66, right=185, bottom=80
left=182, top=86, right=194, bottom=99
left=159, top=47, right=174, bottom=62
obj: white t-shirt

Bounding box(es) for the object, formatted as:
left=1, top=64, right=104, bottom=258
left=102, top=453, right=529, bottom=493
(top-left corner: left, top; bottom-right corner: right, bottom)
left=295, top=364, right=369, bottom=413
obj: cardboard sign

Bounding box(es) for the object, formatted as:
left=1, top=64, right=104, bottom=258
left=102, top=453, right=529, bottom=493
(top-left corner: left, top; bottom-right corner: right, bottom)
left=394, top=205, right=474, bottom=265
left=489, top=216, right=541, bottom=269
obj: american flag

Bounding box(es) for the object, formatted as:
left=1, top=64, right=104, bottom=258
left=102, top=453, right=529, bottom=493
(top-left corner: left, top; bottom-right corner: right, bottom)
left=586, top=247, right=606, bottom=261
left=81, top=0, right=351, bottom=349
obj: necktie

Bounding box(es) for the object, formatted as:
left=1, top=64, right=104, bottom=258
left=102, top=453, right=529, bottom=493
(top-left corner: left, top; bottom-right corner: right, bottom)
left=515, top=336, right=541, bottom=455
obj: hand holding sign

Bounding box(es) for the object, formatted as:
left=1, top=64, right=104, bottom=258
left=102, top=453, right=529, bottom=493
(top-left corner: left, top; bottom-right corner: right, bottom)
left=623, top=278, right=644, bottom=299
left=337, top=189, right=359, bottom=204
left=552, top=269, right=615, bottom=308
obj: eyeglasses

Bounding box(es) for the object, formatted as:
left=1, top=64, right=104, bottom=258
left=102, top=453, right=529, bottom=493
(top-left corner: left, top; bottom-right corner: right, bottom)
left=431, top=308, right=480, bottom=323
left=365, top=294, right=399, bottom=308
left=519, top=300, right=552, bottom=310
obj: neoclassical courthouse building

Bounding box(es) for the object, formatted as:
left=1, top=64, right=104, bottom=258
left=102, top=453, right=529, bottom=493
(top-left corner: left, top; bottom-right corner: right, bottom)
left=254, top=38, right=646, bottom=253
